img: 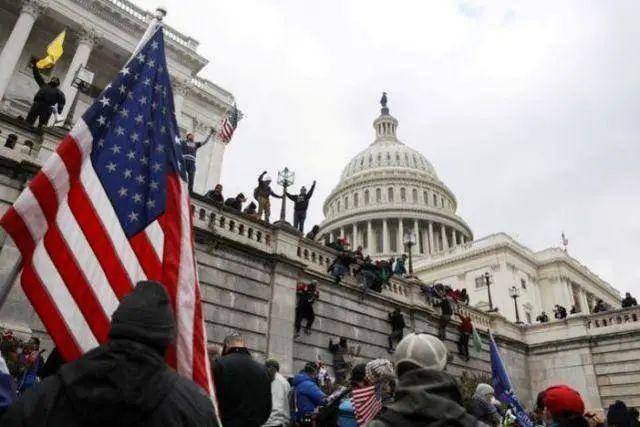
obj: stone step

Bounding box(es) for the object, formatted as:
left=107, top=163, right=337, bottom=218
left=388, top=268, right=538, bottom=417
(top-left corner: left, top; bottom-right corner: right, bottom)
left=597, top=372, right=640, bottom=386
left=592, top=351, right=640, bottom=365
left=595, top=361, right=640, bottom=376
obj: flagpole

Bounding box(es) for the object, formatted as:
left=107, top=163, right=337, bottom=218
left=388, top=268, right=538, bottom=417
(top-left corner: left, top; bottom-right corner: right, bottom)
left=130, top=8, right=167, bottom=61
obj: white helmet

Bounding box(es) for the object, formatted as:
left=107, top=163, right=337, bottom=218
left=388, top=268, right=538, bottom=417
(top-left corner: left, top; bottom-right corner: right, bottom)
left=394, top=333, right=448, bottom=372
left=263, top=174, right=272, bottom=182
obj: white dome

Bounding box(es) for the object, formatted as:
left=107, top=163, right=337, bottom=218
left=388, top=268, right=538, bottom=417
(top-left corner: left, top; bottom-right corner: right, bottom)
left=318, top=97, right=473, bottom=260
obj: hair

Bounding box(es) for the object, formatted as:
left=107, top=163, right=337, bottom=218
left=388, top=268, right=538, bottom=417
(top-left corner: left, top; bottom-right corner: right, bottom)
left=553, top=413, right=589, bottom=427
left=50, top=77, right=60, bottom=87
left=303, top=362, right=317, bottom=374
left=350, top=363, right=367, bottom=385
left=265, top=359, right=280, bottom=371
left=223, top=331, right=244, bottom=348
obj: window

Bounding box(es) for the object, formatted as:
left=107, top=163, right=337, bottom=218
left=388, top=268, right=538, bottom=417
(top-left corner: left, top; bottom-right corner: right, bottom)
left=525, top=312, right=532, bottom=324
left=433, top=194, right=437, bottom=205
left=344, top=196, right=349, bottom=209
left=388, top=187, right=394, bottom=202
left=400, top=187, right=406, bottom=202
left=412, top=189, right=418, bottom=203
left=475, top=276, right=486, bottom=289
left=376, top=188, right=382, bottom=202
left=520, top=278, right=527, bottom=289
left=441, top=196, right=445, bottom=207
left=337, top=200, right=340, bottom=211
left=354, top=193, right=359, bottom=207
left=424, top=191, right=428, bottom=205
left=364, top=190, right=370, bottom=205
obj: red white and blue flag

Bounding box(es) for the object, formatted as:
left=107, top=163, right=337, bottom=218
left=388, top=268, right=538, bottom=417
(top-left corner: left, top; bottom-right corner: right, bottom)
left=352, top=384, right=383, bottom=425
left=218, top=103, right=239, bottom=143
left=0, top=28, right=213, bottom=398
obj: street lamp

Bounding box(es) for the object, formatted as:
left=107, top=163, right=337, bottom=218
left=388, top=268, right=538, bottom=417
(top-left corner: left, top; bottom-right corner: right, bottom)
left=509, top=286, right=523, bottom=324
left=403, top=231, right=417, bottom=275
left=276, top=167, right=295, bottom=224
left=484, top=272, right=494, bottom=311
left=62, top=65, right=94, bottom=129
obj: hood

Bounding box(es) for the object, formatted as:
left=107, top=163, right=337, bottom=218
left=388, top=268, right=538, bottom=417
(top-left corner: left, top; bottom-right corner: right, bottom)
left=57, top=339, right=176, bottom=426
left=474, top=383, right=494, bottom=401
left=293, top=372, right=315, bottom=387
left=387, top=368, right=478, bottom=425
left=109, top=280, right=175, bottom=352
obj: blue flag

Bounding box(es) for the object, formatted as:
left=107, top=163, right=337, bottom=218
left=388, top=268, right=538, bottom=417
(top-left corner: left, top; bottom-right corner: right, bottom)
left=489, top=332, right=533, bottom=427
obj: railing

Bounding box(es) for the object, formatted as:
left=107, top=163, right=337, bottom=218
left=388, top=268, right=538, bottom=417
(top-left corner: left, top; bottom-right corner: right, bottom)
left=99, top=0, right=200, bottom=50
left=423, top=295, right=492, bottom=331
left=191, top=77, right=234, bottom=106
left=586, top=306, right=640, bottom=330
left=0, top=113, right=44, bottom=161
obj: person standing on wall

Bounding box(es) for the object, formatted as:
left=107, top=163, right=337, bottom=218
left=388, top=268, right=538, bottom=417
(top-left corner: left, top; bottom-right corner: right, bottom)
left=285, top=181, right=316, bottom=233
left=181, top=128, right=215, bottom=193
left=254, top=171, right=282, bottom=223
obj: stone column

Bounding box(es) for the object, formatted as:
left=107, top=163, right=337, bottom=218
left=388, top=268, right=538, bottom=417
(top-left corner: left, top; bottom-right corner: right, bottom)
left=414, top=220, right=420, bottom=254
left=366, top=220, right=372, bottom=254
left=171, top=77, right=192, bottom=125
left=428, top=221, right=435, bottom=254
left=452, top=229, right=458, bottom=247
left=0, top=0, right=48, bottom=101
left=578, top=288, right=590, bottom=313
left=382, top=219, right=389, bottom=254
left=352, top=223, right=358, bottom=248
left=59, top=26, right=99, bottom=122
left=397, top=218, right=404, bottom=253
left=460, top=233, right=466, bottom=244
left=441, top=224, right=448, bottom=251
left=340, top=227, right=345, bottom=239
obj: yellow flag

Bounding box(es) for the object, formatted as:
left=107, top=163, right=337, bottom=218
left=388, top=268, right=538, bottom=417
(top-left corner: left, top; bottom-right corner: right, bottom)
left=36, top=30, right=66, bottom=70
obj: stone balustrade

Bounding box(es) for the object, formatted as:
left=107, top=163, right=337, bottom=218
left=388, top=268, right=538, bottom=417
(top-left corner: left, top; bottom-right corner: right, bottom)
left=586, top=306, right=640, bottom=331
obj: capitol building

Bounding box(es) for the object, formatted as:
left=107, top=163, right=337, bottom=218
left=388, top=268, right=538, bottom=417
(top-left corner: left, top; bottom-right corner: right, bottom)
left=318, top=98, right=621, bottom=324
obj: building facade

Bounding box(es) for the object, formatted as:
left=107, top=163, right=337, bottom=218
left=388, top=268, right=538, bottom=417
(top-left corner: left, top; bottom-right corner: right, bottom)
left=319, top=98, right=621, bottom=323
left=0, top=0, right=234, bottom=193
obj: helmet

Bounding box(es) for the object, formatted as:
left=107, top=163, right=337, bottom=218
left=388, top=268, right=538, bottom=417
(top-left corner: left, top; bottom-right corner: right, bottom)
left=394, top=333, right=448, bottom=372
left=263, top=174, right=272, bottom=182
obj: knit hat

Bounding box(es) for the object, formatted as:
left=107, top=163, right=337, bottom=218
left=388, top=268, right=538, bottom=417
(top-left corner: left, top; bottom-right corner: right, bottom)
left=544, top=385, right=585, bottom=417
left=365, top=359, right=395, bottom=384
left=109, top=281, right=175, bottom=350
left=394, top=333, right=448, bottom=372
left=475, top=383, right=495, bottom=398
left=607, top=400, right=631, bottom=427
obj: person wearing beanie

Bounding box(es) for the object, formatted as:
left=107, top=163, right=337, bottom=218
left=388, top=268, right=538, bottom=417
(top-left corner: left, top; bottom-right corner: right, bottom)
left=224, top=192, right=247, bottom=211
left=213, top=332, right=272, bottom=427
left=607, top=400, right=632, bottom=427
left=369, top=333, right=482, bottom=427
left=254, top=171, right=282, bottom=223
left=543, top=385, right=588, bottom=427
left=2, top=281, right=218, bottom=427
left=467, top=383, right=501, bottom=426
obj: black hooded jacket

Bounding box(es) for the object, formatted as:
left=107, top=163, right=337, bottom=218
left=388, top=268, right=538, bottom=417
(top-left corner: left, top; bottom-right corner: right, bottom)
left=31, top=64, right=65, bottom=112
left=369, top=368, right=485, bottom=427
left=1, top=281, right=218, bottom=427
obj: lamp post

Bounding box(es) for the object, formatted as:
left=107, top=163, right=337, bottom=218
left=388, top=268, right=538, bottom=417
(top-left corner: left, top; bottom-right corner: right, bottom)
left=509, top=286, right=523, bottom=324
left=403, top=231, right=417, bottom=275
left=484, top=272, right=494, bottom=311
left=276, top=167, right=295, bottom=224
left=62, top=65, right=94, bottom=129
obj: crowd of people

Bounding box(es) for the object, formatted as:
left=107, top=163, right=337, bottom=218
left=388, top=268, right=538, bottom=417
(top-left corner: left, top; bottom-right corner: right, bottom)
left=533, top=293, right=638, bottom=324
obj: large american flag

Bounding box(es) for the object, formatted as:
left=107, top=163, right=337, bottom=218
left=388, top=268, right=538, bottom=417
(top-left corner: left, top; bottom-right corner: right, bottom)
left=352, top=384, right=383, bottom=425
left=218, top=103, right=239, bottom=143
left=0, top=28, right=213, bottom=397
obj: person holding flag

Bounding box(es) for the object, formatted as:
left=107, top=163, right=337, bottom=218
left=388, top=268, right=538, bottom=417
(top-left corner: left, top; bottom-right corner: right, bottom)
left=35, top=30, right=66, bottom=70
left=489, top=332, right=534, bottom=427
left=181, top=127, right=215, bottom=193
left=0, top=8, right=216, bottom=420
left=24, top=57, right=65, bottom=127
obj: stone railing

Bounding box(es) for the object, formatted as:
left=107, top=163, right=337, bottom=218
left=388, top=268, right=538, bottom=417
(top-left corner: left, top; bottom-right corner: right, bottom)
left=191, top=77, right=234, bottom=106
left=101, top=0, right=200, bottom=50
left=586, top=306, right=640, bottom=331
left=423, top=294, right=492, bottom=331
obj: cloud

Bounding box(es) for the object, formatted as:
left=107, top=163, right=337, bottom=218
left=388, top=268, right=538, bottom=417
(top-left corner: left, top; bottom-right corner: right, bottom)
left=136, top=0, right=640, bottom=295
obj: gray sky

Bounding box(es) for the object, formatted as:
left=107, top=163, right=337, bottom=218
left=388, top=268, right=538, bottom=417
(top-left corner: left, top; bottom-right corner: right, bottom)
left=137, top=0, right=640, bottom=296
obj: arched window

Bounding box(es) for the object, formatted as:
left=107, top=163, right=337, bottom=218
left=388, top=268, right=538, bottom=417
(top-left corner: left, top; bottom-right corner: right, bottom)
left=354, top=193, right=359, bottom=207
left=423, top=191, right=429, bottom=205
left=433, top=194, right=437, bottom=206
left=412, top=189, right=418, bottom=203
left=337, top=200, right=341, bottom=211
left=441, top=196, right=444, bottom=207
left=344, top=196, right=349, bottom=209
left=376, top=188, right=382, bottom=202
left=364, top=190, right=370, bottom=205
left=388, top=187, right=394, bottom=202
left=400, top=187, right=406, bottom=202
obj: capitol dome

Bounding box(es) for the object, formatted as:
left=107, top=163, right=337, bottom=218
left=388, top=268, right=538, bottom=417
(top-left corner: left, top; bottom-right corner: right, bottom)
left=318, top=97, right=473, bottom=259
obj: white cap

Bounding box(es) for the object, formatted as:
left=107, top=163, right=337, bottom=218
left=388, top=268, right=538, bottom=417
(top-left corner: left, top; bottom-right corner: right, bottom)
left=263, top=174, right=272, bottom=182
left=394, top=333, right=448, bottom=372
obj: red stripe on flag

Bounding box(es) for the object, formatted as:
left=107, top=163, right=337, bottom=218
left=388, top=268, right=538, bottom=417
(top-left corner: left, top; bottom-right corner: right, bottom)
left=159, top=174, right=182, bottom=369
left=0, top=207, right=35, bottom=258
left=67, top=184, right=133, bottom=299
left=43, top=225, right=110, bottom=343
left=130, top=232, right=162, bottom=281
left=192, top=282, right=209, bottom=391
left=21, top=261, right=83, bottom=361
left=28, top=173, right=58, bottom=221
left=56, top=134, right=83, bottom=179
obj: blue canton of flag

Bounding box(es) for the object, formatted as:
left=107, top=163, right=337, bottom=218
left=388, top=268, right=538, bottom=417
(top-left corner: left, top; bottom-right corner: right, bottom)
left=82, top=29, right=185, bottom=237
left=490, top=332, right=534, bottom=427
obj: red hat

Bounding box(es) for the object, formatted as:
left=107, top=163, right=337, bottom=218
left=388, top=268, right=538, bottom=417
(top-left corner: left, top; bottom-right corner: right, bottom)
left=544, top=385, right=585, bottom=417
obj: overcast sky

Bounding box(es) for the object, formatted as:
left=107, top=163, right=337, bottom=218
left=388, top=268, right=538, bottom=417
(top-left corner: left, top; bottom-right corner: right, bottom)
left=137, top=0, right=640, bottom=296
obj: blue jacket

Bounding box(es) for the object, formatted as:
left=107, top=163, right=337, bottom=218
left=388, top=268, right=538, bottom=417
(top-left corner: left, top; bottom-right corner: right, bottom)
left=293, top=372, right=326, bottom=421
left=337, top=397, right=357, bottom=427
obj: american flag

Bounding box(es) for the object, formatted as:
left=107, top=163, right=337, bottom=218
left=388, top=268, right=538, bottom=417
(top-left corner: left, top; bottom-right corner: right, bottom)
left=352, top=384, right=383, bottom=425
left=0, top=28, right=213, bottom=398
left=218, top=103, right=240, bottom=143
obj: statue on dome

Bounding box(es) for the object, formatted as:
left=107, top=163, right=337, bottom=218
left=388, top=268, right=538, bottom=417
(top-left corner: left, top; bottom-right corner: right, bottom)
left=380, top=91, right=388, bottom=108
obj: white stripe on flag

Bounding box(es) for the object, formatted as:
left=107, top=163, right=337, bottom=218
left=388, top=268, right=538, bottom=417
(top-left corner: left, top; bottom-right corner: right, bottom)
left=145, top=220, right=164, bottom=261
left=13, top=187, right=47, bottom=242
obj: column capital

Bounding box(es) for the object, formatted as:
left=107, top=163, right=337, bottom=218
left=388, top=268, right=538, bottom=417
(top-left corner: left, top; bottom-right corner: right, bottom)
left=171, top=76, right=193, bottom=97
left=77, top=25, right=101, bottom=47
left=21, top=0, right=48, bottom=18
